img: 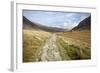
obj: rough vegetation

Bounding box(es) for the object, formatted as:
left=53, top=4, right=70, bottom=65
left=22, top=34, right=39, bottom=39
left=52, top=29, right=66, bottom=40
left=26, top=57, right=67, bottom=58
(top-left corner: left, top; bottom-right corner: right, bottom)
left=23, top=30, right=91, bottom=62
left=23, top=16, right=91, bottom=62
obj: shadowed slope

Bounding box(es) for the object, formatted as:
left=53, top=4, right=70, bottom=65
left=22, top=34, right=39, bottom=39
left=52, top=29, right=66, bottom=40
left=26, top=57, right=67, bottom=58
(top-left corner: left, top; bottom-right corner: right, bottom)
left=72, top=16, right=91, bottom=31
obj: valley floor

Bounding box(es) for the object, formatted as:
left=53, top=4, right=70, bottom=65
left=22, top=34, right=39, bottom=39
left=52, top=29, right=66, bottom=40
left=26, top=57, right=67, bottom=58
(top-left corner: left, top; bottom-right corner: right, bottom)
left=23, top=29, right=91, bottom=62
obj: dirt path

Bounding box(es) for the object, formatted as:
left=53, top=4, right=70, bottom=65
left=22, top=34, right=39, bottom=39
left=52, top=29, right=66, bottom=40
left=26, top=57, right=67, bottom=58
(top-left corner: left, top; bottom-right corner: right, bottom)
left=39, top=34, right=62, bottom=61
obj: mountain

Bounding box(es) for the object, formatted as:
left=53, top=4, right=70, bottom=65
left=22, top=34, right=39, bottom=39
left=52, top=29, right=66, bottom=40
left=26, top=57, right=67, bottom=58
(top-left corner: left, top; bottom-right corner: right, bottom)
left=23, top=16, right=69, bottom=32
left=72, top=16, right=91, bottom=31
left=23, top=16, right=39, bottom=29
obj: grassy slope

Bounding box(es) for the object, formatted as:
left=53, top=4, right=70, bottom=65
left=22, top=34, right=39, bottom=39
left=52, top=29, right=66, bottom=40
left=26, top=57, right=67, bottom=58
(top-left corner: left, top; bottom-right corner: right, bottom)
left=23, top=29, right=51, bottom=62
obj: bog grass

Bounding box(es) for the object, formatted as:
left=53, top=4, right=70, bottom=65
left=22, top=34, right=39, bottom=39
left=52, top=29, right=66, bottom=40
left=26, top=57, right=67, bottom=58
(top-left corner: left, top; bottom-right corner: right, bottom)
left=56, top=31, right=91, bottom=60
left=23, top=29, right=91, bottom=62
left=23, top=29, right=51, bottom=62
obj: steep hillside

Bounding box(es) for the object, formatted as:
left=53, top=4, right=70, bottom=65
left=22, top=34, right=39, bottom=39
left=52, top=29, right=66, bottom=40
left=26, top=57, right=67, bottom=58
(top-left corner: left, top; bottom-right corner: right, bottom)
left=23, top=16, right=34, bottom=29
left=72, top=16, right=91, bottom=31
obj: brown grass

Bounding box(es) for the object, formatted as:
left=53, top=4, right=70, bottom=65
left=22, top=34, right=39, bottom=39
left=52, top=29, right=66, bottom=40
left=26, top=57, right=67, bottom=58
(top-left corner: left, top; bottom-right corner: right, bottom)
left=56, top=31, right=91, bottom=60
left=23, top=30, right=91, bottom=62
left=56, top=31, right=91, bottom=48
left=23, top=29, right=51, bottom=62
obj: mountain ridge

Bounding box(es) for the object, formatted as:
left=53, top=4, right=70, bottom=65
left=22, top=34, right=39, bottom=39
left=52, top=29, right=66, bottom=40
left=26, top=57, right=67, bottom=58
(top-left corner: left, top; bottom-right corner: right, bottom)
left=23, top=16, right=69, bottom=32
left=23, top=16, right=91, bottom=32
left=72, top=16, right=91, bottom=31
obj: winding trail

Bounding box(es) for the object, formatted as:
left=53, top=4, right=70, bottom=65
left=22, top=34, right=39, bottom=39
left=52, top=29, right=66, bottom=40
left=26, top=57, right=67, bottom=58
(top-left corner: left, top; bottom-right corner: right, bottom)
left=39, top=34, right=62, bottom=61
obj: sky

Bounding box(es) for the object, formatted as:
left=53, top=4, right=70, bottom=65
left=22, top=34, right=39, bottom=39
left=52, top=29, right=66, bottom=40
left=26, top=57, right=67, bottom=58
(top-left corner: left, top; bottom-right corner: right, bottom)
left=23, top=10, right=91, bottom=30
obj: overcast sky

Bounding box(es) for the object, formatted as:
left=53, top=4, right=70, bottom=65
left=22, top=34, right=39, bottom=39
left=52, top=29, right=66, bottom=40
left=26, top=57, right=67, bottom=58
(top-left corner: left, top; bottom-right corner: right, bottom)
left=23, top=10, right=90, bottom=30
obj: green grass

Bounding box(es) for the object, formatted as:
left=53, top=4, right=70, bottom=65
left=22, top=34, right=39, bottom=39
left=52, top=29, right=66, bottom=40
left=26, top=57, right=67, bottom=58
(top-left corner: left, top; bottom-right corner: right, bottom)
left=57, top=36, right=80, bottom=60
left=57, top=35, right=91, bottom=60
